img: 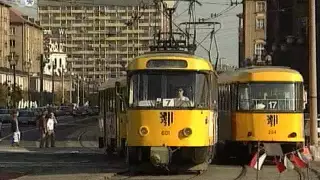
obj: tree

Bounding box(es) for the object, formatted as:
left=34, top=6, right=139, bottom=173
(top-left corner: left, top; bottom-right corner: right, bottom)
left=54, top=88, right=70, bottom=105
left=0, top=84, right=8, bottom=108
left=12, top=84, right=23, bottom=107
left=0, top=83, right=23, bottom=108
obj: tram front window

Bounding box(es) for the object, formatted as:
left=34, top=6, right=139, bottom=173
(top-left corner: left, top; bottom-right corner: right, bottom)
left=238, top=82, right=304, bottom=112
left=129, top=71, right=210, bottom=108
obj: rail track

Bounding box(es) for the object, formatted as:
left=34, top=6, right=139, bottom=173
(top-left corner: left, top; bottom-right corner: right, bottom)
left=233, top=165, right=247, bottom=180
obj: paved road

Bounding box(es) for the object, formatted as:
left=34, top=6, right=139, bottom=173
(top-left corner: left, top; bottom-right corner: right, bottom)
left=0, top=115, right=319, bottom=180
left=0, top=153, right=319, bottom=180
left=0, top=116, right=98, bottom=148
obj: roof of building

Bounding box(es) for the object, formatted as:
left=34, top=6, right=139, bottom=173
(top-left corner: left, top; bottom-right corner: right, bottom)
left=9, top=8, right=42, bottom=29
left=0, top=1, right=11, bottom=7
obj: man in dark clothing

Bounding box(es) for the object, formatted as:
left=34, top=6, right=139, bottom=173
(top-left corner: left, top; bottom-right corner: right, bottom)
left=38, top=111, right=48, bottom=148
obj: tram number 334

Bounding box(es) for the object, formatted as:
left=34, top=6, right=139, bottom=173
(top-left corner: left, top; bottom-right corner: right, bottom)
left=161, top=130, right=170, bottom=135
left=268, top=130, right=276, bottom=134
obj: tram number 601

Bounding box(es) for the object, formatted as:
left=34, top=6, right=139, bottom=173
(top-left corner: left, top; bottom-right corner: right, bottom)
left=268, top=130, right=276, bottom=134
left=161, top=130, right=170, bottom=135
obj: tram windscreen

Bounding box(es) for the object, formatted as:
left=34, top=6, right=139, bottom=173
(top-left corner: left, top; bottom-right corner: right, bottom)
left=129, top=71, right=210, bottom=108
left=238, top=82, right=304, bottom=112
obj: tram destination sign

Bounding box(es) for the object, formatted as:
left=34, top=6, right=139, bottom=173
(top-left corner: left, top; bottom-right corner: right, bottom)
left=146, top=59, right=188, bottom=68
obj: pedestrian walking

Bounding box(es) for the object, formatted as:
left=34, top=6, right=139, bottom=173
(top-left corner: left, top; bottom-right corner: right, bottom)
left=38, top=111, right=47, bottom=148
left=45, top=112, right=57, bottom=148
left=10, top=110, right=20, bottom=147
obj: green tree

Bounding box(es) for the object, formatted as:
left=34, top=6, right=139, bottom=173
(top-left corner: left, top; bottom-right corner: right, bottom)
left=54, top=88, right=70, bottom=105
left=0, top=83, right=23, bottom=108
left=0, top=83, right=8, bottom=108
left=11, top=84, right=23, bottom=107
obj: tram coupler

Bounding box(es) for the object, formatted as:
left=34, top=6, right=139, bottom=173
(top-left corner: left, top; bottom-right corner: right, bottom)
left=150, top=147, right=171, bottom=168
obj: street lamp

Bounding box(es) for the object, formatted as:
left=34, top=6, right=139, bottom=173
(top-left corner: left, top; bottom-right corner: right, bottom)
left=7, top=52, right=19, bottom=109
left=51, top=59, right=57, bottom=105
left=25, top=60, right=32, bottom=108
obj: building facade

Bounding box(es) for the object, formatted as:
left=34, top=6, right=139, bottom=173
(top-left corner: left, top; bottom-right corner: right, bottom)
left=9, top=9, right=43, bottom=73
left=38, top=0, right=167, bottom=83
left=0, top=1, right=10, bottom=69
left=43, top=39, right=67, bottom=76
left=239, top=0, right=269, bottom=67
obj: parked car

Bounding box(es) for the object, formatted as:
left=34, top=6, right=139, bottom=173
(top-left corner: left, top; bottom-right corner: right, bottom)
left=0, top=109, right=11, bottom=123
left=18, top=110, right=37, bottom=125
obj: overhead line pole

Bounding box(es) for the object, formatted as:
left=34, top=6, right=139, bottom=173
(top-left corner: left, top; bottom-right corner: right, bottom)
left=309, top=0, right=318, bottom=146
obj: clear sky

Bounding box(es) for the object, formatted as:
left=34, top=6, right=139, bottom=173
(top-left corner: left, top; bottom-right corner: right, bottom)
left=3, top=0, right=242, bottom=66
left=175, top=0, right=242, bottom=67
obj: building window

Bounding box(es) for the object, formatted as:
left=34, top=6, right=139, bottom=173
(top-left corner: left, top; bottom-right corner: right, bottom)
left=256, top=1, right=266, bottom=12
left=10, top=27, right=15, bottom=35
left=256, top=18, right=265, bottom=29
left=254, top=42, right=265, bottom=57
left=10, top=40, right=15, bottom=48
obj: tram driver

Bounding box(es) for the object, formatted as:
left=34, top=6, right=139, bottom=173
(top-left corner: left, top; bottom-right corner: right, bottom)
left=174, top=88, right=191, bottom=107
left=176, top=88, right=190, bottom=101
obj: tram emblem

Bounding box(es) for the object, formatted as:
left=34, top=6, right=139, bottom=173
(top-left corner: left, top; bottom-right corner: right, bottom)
left=267, top=114, right=278, bottom=127
left=160, top=112, right=174, bottom=126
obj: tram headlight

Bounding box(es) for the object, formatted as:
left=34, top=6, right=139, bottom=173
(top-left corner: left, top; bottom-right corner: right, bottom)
left=182, top=127, right=192, bottom=137
left=139, top=126, right=149, bottom=136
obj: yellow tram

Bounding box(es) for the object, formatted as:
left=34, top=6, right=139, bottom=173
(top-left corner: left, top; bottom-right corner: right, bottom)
left=99, top=51, right=219, bottom=172
left=98, top=77, right=127, bottom=156
left=216, top=66, right=306, bottom=162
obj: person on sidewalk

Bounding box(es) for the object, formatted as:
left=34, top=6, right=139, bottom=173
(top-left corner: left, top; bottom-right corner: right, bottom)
left=45, top=112, right=57, bottom=148
left=10, top=110, right=20, bottom=147
left=38, top=111, right=47, bottom=148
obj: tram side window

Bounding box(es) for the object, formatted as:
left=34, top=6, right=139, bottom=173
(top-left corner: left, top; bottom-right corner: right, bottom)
left=211, top=76, right=218, bottom=110
left=218, top=86, right=222, bottom=110
left=120, top=87, right=126, bottom=112
left=106, top=89, right=110, bottom=112
left=227, top=85, right=231, bottom=110
left=231, top=84, right=237, bottom=110
left=104, top=89, right=109, bottom=112
left=99, top=91, right=104, bottom=114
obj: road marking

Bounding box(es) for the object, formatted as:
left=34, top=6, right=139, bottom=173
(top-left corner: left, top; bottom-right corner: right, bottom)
left=0, top=117, right=96, bottom=141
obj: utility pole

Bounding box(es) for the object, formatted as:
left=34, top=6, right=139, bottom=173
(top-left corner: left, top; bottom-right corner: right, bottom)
left=309, top=0, right=318, bottom=146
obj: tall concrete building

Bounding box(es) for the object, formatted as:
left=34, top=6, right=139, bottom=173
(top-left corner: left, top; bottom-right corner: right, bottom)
left=239, top=0, right=268, bottom=67
left=37, top=0, right=167, bottom=82
left=0, top=1, right=10, bottom=68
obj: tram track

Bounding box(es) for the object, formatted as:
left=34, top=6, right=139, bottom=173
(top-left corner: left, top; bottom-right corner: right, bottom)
left=307, top=167, right=320, bottom=180
left=110, top=169, right=206, bottom=180
left=294, top=167, right=305, bottom=180
left=233, top=165, right=247, bottom=180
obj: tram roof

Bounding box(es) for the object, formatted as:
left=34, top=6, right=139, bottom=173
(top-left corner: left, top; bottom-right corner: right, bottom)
left=98, top=77, right=126, bottom=91
left=127, top=52, right=214, bottom=71
left=218, top=66, right=304, bottom=83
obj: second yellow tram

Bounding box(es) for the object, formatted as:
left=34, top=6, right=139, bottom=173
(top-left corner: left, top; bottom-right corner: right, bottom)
left=216, top=66, right=306, bottom=162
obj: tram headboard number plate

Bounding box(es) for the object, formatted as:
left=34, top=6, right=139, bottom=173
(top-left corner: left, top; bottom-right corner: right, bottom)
left=160, top=112, right=174, bottom=126
left=266, top=114, right=278, bottom=127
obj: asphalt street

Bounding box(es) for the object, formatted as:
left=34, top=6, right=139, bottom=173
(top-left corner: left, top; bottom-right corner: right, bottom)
left=0, top=116, right=320, bottom=180
left=0, top=115, right=98, bottom=148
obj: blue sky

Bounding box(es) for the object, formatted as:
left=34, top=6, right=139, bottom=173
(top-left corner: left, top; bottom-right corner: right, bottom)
left=3, top=0, right=241, bottom=66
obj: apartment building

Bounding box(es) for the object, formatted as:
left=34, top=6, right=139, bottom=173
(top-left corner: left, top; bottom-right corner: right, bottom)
left=9, top=8, right=43, bottom=73
left=0, top=1, right=10, bottom=68
left=239, top=0, right=267, bottom=67
left=38, top=0, right=167, bottom=82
